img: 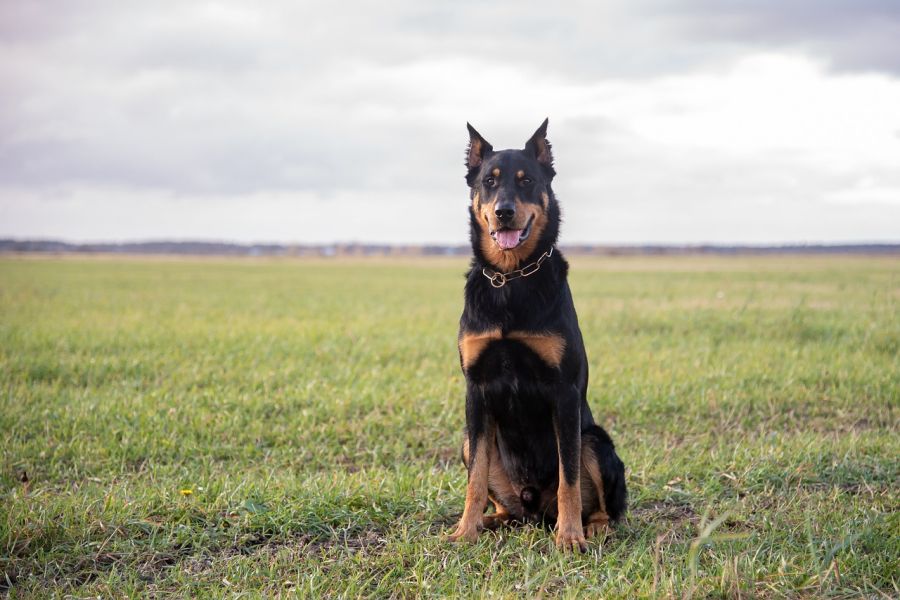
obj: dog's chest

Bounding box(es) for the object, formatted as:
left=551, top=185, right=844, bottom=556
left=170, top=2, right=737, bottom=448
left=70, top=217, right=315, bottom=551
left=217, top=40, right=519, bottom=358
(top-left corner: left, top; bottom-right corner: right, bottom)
left=458, top=328, right=565, bottom=379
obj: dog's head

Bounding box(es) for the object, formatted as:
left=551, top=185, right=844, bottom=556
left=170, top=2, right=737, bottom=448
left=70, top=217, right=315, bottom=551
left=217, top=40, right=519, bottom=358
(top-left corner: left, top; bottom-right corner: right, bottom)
left=465, top=119, right=559, bottom=272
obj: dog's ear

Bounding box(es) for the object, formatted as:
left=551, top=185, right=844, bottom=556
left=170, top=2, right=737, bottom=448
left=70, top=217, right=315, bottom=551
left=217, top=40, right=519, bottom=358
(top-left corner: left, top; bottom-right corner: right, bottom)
left=466, top=123, right=493, bottom=177
left=525, top=118, right=554, bottom=172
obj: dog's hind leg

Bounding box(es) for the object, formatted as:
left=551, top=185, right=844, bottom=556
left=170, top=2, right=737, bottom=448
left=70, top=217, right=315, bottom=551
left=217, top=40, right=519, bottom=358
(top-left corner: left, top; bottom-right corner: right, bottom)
left=580, top=442, right=610, bottom=539
left=486, top=440, right=524, bottom=528
left=580, top=425, right=627, bottom=539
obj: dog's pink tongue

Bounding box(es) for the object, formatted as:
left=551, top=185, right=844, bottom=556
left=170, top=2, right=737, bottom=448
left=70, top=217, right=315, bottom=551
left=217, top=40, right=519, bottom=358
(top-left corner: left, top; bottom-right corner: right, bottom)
left=495, top=229, right=522, bottom=250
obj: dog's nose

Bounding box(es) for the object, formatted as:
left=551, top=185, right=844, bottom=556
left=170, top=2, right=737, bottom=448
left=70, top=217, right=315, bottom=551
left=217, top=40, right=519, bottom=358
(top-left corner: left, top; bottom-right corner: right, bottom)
left=495, top=204, right=516, bottom=222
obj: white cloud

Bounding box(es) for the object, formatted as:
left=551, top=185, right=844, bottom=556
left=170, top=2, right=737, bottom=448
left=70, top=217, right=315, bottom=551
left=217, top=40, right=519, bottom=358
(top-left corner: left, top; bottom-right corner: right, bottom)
left=1, top=1, right=898, bottom=243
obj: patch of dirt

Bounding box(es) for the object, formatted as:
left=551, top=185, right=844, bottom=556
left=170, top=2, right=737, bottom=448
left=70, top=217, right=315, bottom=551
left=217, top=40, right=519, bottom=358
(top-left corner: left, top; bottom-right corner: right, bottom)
left=179, top=529, right=388, bottom=578
left=334, top=455, right=362, bottom=473
left=4, top=529, right=389, bottom=594
left=631, top=501, right=698, bottom=525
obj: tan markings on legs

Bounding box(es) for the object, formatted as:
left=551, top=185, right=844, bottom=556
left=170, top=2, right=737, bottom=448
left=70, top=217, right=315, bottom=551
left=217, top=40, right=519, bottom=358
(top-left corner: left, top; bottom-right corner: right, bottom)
left=459, top=329, right=502, bottom=370
left=581, top=445, right=610, bottom=539
left=463, top=434, right=518, bottom=529
left=484, top=440, right=520, bottom=528
left=506, top=332, right=566, bottom=368
left=482, top=500, right=511, bottom=530
left=448, top=428, right=495, bottom=543
left=555, top=459, right=587, bottom=552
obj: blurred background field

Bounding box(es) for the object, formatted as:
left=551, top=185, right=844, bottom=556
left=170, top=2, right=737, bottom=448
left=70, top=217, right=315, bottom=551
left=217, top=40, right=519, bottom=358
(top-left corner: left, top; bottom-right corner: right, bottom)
left=1, top=255, right=897, bottom=597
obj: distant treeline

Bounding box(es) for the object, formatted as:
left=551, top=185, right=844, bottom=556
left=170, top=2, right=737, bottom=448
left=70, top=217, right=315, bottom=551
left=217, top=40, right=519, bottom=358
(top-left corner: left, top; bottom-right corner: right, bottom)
left=1, top=239, right=897, bottom=257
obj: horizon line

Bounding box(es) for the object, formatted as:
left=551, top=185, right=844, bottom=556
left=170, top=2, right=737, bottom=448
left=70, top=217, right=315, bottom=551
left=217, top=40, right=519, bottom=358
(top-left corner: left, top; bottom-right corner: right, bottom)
left=2, top=237, right=899, bottom=248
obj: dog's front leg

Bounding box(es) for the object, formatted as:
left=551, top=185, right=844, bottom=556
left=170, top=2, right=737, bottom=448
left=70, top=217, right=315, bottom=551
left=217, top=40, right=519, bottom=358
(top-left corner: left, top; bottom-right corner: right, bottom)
left=448, top=386, right=493, bottom=543
left=554, top=386, right=587, bottom=552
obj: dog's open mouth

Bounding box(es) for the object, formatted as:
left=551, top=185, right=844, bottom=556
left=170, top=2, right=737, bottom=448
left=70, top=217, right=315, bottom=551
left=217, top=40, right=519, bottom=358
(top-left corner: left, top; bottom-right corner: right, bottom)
left=491, top=216, right=534, bottom=250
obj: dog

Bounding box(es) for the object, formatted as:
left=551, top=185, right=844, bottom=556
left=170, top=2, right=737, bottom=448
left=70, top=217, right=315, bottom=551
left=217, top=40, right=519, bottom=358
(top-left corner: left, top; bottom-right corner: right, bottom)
left=447, top=119, right=627, bottom=551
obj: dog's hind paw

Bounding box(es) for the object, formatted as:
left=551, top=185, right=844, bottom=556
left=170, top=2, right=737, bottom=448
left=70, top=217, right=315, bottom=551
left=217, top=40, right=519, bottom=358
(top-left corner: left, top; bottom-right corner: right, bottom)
left=584, top=510, right=610, bottom=540
left=481, top=511, right=512, bottom=530
left=584, top=520, right=610, bottom=540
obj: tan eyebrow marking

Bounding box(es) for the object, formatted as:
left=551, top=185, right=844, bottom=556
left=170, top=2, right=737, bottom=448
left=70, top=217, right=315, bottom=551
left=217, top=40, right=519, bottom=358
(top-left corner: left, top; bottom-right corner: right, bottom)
left=492, top=168, right=500, bottom=177
left=516, top=170, right=525, bottom=179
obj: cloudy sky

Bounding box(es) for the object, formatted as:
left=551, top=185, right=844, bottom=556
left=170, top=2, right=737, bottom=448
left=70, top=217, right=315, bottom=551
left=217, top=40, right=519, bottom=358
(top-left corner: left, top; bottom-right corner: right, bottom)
left=1, top=0, right=899, bottom=244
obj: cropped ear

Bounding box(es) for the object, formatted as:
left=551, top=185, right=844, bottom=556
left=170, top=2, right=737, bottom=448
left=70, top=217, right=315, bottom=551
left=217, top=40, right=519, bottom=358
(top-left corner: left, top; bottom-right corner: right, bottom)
left=465, top=122, right=493, bottom=173
left=524, top=118, right=554, bottom=170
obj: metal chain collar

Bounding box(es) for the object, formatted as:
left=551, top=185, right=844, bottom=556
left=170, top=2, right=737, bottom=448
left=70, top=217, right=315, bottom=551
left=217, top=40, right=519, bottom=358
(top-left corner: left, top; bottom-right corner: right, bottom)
left=481, top=246, right=554, bottom=288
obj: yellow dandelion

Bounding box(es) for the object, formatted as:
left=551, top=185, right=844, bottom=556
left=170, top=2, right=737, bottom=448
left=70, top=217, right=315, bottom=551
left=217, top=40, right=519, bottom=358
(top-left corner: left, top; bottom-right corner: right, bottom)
left=180, top=488, right=193, bottom=496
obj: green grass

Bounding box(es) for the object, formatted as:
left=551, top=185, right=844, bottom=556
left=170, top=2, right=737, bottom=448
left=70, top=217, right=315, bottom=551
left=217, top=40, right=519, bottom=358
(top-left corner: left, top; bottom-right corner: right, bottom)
left=1, top=255, right=897, bottom=598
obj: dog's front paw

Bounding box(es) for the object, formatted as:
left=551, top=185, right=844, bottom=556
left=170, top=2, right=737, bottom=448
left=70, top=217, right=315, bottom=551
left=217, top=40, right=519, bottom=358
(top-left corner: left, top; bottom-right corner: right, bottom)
left=447, top=522, right=481, bottom=543
left=555, top=525, right=588, bottom=552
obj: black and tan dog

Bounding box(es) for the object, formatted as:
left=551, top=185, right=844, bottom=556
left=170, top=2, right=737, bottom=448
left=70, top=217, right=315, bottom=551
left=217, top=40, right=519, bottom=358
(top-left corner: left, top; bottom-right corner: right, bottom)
left=447, top=119, right=626, bottom=551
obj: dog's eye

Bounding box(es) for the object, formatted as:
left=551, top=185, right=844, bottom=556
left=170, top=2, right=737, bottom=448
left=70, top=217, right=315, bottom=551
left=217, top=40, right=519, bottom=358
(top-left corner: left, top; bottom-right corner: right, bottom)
left=483, top=176, right=496, bottom=187
left=520, top=177, right=532, bottom=186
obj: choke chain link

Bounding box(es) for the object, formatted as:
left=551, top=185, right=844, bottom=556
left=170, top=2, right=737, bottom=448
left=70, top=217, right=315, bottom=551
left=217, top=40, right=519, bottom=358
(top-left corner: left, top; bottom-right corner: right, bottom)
left=482, top=247, right=554, bottom=288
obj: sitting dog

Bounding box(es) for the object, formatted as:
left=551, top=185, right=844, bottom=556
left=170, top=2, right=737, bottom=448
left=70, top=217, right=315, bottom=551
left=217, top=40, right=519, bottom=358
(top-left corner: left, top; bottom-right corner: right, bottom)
left=448, top=119, right=627, bottom=551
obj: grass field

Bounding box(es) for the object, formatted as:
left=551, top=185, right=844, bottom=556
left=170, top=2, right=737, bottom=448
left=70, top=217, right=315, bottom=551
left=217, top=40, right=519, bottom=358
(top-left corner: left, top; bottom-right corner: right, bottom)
left=1, top=255, right=897, bottom=598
